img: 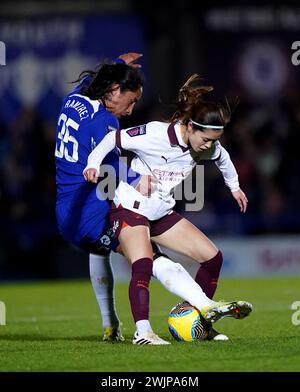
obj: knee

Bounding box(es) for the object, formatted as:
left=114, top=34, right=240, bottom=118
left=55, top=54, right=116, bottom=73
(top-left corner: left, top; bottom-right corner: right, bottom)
left=212, top=250, right=223, bottom=264
left=153, top=255, right=185, bottom=277
left=203, top=250, right=223, bottom=268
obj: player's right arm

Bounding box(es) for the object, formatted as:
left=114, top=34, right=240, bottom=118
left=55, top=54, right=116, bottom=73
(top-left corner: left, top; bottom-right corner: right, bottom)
left=83, top=131, right=117, bottom=183
left=83, top=126, right=157, bottom=195
left=84, top=123, right=149, bottom=181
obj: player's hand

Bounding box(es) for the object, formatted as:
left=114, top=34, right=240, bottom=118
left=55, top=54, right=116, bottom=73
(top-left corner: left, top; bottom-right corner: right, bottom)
left=118, top=52, right=143, bottom=68
left=135, top=175, right=157, bottom=197
left=83, top=168, right=99, bottom=183
left=231, top=188, right=248, bottom=213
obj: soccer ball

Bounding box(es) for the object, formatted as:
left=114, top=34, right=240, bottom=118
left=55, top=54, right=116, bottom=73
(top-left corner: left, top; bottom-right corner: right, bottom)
left=168, top=302, right=210, bottom=342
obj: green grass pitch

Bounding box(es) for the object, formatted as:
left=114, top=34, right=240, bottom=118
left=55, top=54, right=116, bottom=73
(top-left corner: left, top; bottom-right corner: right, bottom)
left=0, top=276, right=300, bottom=372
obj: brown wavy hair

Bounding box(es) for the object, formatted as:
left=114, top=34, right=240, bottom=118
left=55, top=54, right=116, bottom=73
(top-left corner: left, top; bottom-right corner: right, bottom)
left=171, top=74, right=232, bottom=129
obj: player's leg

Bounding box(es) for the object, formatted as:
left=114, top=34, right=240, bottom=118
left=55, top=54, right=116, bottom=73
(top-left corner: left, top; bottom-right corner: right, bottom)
left=152, top=253, right=214, bottom=308
left=117, top=225, right=170, bottom=345
left=152, top=243, right=213, bottom=308
left=153, top=253, right=252, bottom=325
left=80, top=213, right=124, bottom=342
left=118, top=225, right=153, bottom=335
left=152, top=216, right=222, bottom=299
left=110, top=203, right=171, bottom=345
left=89, top=251, right=124, bottom=342
left=152, top=253, right=225, bottom=339
left=151, top=215, right=252, bottom=325
left=56, top=194, right=123, bottom=341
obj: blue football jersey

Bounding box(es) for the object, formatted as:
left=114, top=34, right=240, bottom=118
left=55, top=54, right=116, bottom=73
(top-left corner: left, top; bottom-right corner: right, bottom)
left=55, top=77, right=120, bottom=195
left=55, top=77, right=138, bottom=247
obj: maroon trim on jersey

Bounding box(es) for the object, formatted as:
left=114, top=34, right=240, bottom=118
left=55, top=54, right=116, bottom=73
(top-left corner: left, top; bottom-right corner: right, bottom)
left=116, top=129, right=121, bottom=148
left=167, top=122, right=189, bottom=152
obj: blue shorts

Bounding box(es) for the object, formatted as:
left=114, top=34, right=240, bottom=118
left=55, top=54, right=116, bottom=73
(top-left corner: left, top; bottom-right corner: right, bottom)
left=56, top=187, right=119, bottom=253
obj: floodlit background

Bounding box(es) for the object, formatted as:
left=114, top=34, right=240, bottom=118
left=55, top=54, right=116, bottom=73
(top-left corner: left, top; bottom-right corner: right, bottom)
left=0, top=0, right=300, bottom=281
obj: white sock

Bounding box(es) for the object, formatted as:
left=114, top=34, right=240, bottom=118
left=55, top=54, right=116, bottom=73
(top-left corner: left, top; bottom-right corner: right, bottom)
left=136, top=320, right=153, bottom=335
left=89, top=253, right=120, bottom=328
left=152, top=256, right=214, bottom=310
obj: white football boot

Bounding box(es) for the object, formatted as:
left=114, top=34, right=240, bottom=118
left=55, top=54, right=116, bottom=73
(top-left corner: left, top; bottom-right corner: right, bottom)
left=132, top=331, right=170, bottom=345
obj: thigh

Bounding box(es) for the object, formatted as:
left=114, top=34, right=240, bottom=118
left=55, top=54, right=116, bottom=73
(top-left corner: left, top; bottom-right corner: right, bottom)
left=150, top=211, right=183, bottom=237
left=151, top=217, right=218, bottom=262
left=109, top=203, right=149, bottom=239
left=119, top=225, right=153, bottom=264
left=110, top=204, right=153, bottom=263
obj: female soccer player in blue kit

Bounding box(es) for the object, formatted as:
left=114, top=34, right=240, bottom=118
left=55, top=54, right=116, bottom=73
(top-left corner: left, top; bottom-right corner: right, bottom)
left=55, top=54, right=147, bottom=341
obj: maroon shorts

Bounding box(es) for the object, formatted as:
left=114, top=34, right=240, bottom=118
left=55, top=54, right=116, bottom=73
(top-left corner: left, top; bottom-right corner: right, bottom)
left=109, top=204, right=183, bottom=240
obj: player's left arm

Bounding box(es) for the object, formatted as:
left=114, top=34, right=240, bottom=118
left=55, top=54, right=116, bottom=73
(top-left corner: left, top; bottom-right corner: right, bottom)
left=214, top=142, right=248, bottom=213
left=116, top=52, right=143, bottom=68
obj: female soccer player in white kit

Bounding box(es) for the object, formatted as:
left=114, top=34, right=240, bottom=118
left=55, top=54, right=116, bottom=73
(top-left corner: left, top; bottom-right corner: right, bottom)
left=84, top=75, right=252, bottom=345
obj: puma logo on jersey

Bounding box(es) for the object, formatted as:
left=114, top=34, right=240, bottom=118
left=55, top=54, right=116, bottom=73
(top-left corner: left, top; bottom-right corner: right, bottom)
left=161, top=156, right=169, bottom=162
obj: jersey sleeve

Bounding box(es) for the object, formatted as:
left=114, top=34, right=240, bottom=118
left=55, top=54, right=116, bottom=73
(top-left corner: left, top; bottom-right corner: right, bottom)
left=85, top=130, right=140, bottom=185
left=214, top=142, right=240, bottom=192
left=85, top=131, right=117, bottom=171
left=85, top=111, right=119, bottom=169
left=115, top=124, right=148, bottom=152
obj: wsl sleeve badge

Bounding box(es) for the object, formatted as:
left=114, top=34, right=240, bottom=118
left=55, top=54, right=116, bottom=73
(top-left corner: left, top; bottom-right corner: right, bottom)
left=168, top=301, right=210, bottom=342
left=126, top=124, right=146, bottom=137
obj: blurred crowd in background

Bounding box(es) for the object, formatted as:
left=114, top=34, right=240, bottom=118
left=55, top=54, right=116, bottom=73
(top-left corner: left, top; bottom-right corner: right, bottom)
left=0, top=0, right=299, bottom=279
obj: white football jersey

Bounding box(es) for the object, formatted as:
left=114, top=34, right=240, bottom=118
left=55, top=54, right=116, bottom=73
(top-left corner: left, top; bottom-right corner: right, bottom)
left=85, top=121, right=239, bottom=220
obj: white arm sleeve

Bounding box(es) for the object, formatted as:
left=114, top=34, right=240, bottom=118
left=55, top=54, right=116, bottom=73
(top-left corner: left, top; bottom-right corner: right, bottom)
left=214, top=145, right=240, bottom=192
left=117, top=124, right=148, bottom=151
left=84, top=131, right=116, bottom=172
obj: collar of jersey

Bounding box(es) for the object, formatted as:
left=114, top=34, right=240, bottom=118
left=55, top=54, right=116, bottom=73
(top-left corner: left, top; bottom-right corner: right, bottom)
left=167, top=122, right=189, bottom=152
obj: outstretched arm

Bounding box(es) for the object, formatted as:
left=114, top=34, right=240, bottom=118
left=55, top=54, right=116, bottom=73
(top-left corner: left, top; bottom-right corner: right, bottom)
left=83, top=127, right=157, bottom=196
left=214, top=145, right=248, bottom=213
left=117, top=52, right=143, bottom=68
left=83, top=131, right=116, bottom=183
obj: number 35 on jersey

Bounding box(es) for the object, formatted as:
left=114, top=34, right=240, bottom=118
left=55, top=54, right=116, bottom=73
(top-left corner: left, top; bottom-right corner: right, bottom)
left=55, top=113, right=79, bottom=162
